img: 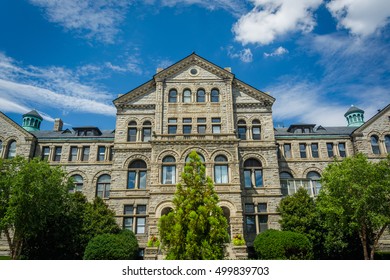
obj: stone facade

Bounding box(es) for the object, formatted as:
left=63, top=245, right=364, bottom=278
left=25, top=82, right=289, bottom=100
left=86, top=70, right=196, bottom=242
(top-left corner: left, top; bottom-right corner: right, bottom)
left=0, top=54, right=389, bottom=258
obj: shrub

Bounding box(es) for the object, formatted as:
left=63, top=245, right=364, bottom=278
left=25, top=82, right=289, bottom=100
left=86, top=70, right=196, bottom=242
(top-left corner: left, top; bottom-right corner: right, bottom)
left=147, top=235, right=160, bottom=247
left=254, top=229, right=313, bottom=260
left=232, top=234, right=246, bottom=246
left=83, top=230, right=138, bottom=260
left=374, top=251, right=390, bottom=260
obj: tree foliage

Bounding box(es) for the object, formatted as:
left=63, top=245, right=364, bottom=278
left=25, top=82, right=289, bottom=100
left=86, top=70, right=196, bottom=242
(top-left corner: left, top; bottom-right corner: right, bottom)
left=158, top=151, right=229, bottom=260
left=318, top=153, right=390, bottom=260
left=83, top=230, right=138, bottom=260
left=254, top=229, right=313, bottom=260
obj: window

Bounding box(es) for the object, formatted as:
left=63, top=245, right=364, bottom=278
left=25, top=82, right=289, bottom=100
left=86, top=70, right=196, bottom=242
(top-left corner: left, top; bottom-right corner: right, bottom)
left=128, top=121, right=137, bottom=142
left=338, top=142, right=346, bottom=157
left=69, top=146, right=78, bottom=161
left=311, top=143, right=319, bottom=158
left=196, top=89, right=205, bottom=102
left=185, top=153, right=205, bottom=163
left=168, top=118, right=177, bottom=135
left=197, top=118, right=206, bottom=123
left=212, top=118, right=221, bottom=134
left=385, top=135, right=390, bottom=153
left=53, top=146, right=62, bottom=162
left=6, top=140, right=16, bottom=159
left=371, top=135, right=380, bottom=154
left=197, top=125, right=206, bottom=134
left=258, top=203, right=267, bottom=213
left=183, top=125, right=192, bottom=134
left=41, top=146, right=50, bottom=161
left=245, top=203, right=268, bottom=236
left=280, top=171, right=293, bottom=196
left=70, top=175, right=83, bottom=193
left=299, top=143, right=307, bottom=158
left=211, top=89, right=219, bottom=102
left=82, top=146, right=90, bottom=161
left=162, top=156, right=176, bottom=184
left=214, top=155, right=228, bottom=184
left=183, top=89, right=191, bottom=103
left=307, top=171, right=321, bottom=195
left=168, top=89, right=177, bottom=103
left=252, top=120, right=261, bottom=140
left=0, top=140, right=2, bottom=157
left=109, top=146, right=114, bottom=161
left=327, top=143, right=334, bottom=157
left=183, top=118, right=192, bottom=123
left=123, top=205, right=147, bottom=234
left=283, top=144, right=291, bottom=158
left=243, top=158, right=263, bottom=188
left=96, top=174, right=110, bottom=198
left=237, top=120, right=247, bottom=140
left=142, top=121, right=152, bottom=142
left=97, top=146, right=106, bottom=161
left=128, top=160, right=147, bottom=189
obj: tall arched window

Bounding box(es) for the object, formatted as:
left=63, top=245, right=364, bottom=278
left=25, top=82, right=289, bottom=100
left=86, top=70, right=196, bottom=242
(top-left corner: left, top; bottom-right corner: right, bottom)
left=280, top=171, right=293, bottom=196
left=185, top=153, right=205, bottom=163
left=385, top=135, right=390, bottom=154
left=214, top=155, right=228, bottom=184
left=371, top=135, right=380, bottom=154
left=196, top=89, right=205, bottom=102
left=96, top=174, right=111, bottom=198
left=237, top=120, right=247, bottom=140
left=128, top=160, right=147, bottom=189
left=168, top=89, right=177, bottom=103
left=142, top=121, right=152, bottom=142
left=70, top=175, right=83, bottom=193
left=162, top=156, right=176, bottom=184
left=211, top=89, right=219, bottom=102
left=252, top=119, right=261, bottom=140
left=183, top=89, right=191, bottom=103
left=7, top=140, right=16, bottom=159
left=128, top=121, right=137, bottom=142
left=243, top=158, right=263, bottom=188
left=307, top=171, right=322, bottom=195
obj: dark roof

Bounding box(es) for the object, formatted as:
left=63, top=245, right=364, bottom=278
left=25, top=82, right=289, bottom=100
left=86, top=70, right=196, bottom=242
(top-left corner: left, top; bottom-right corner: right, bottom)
left=275, top=126, right=356, bottom=137
left=344, top=105, right=364, bottom=116
left=31, top=129, right=114, bottom=139
left=23, top=110, right=43, bottom=119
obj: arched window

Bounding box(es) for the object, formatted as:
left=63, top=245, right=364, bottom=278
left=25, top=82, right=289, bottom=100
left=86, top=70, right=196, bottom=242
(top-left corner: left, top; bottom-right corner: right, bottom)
left=142, top=121, right=152, bottom=142
left=183, top=89, right=191, bottom=103
left=96, top=174, right=111, bottom=198
left=196, top=89, right=205, bottom=102
left=162, top=156, right=176, bottom=184
left=385, top=135, right=390, bottom=154
left=214, top=155, right=228, bottom=184
left=307, top=171, right=322, bottom=195
left=70, top=175, right=83, bottom=193
left=185, top=153, right=205, bottom=163
left=371, top=135, right=380, bottom=154
left=243, top=158, right=263, bottom=188
left=161, top=207, right=173, bottom=217
left=211, top=89, right=219, bottom=102
left=168, top=89, right=177, bottom=103
left=252, top=119, right=261, bottom=140
left=128, top=160, right=147, bottom=189
left=7, top=140, right=16, bottom=159
left=128, top=121, right=137, bottom=142
left=237, top=120, right=247, bottom=140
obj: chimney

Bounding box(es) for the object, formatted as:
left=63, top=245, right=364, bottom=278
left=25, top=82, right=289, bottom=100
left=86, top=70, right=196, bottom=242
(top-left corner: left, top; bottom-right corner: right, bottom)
left=156, top=68, right=164, bottom=73
left=54, top=118, right=63, bottom=131
left=224, top=67, right=231, bottom=72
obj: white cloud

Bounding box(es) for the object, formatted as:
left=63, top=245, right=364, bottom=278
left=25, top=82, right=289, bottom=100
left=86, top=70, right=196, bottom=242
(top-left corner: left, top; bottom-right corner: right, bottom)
left=0, top=53, right=116, bottom=118
left=233, top=0, right=323, bottom=45
left=264, top=46, right=289, bottom=57
left=227, top=47, right=253, bottom=62
left=28, top=0, right=131, bottom=43
left=327, top=0, right=390, bottom=36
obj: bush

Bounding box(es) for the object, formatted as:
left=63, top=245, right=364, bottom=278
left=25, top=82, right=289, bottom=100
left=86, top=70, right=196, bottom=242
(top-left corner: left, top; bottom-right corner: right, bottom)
left=254, top=229, right=313, bottom=260
left=374, top=251, right=390, bottom=260
left=83, top=230, right=138, bottom=260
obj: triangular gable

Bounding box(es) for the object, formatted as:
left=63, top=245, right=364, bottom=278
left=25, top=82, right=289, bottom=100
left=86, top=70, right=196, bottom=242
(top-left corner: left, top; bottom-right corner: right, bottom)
left=0, top=111, right=35, bottom=139
left=353, top=103, right=390, bottom=134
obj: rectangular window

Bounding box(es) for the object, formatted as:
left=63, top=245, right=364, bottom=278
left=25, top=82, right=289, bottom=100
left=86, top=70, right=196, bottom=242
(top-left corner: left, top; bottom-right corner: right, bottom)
left=127, top=171, right=136, bottom=189
left=168, top=125, right=177, bottom=134
left=311, top=143, right=319, bottom=158
left=109, top=146, right=114, bottom=161
left=212, top=118, right=221, bottom=123
left=69, top=146, right=78, bottom=162
left=97, top=146, right=105, bottom=161
left=183, top=118, right=192, bottom=123
left=197, top=125, right=206, bottom=134
left=82, top=146, right=90, bottom=161
left=212, top=125, right=221, bottom=134
left=137, top=205, right=146, bottom=214
left=197, top=118, right=206, bottom=123
left=42, top=146, right=50, bottom=161
left=258, top=203, right=267, bottom=213
left=238, top=127, right=246, bottom=140
left=254, top=170, right=263, bottom=187
left=123, top=217, right=133, bottom=231
left=244, top=170, right=252, bottom=188
left=139, top=171, right=147, bottom=189
left=327, top=143, right=334, bottom=157
left=339, top=143, right=346, bottom=157
left=183, top=125, right=192, bottom=134
left=136, top=217, right=146, bottom=234
left=124, top=205, right=134, bottom=215
left=214, top=165, right=228, bottom=184
left=245, top=203, right=255, bottom=213
left=54, top=147, right=62, bottom=162
left=284, top=144, right=291, bottom=158
left=246, top=216, right=256, bottom=234
left=128, top=128, right=137, bottom=142
left=299, top=143, right=307, bottom=158
left=162, top=166, right=176, bottom=184
left=168, top=118, right=177, bottom=123
left=142, top=128, right=151, bottom=142
left=252, top=127, right=261, bottom=140
left=259, top=215, right=268, bottom=232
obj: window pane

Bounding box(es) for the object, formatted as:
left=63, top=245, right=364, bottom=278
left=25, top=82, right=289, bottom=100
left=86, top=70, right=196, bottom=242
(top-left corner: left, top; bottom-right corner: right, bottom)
left=7, top=141, right=16, bottom=159
left=183, top=90, right=191, bottom=103
left=238, top=127, right=246, bottom=140
left=252, top=127, right=261, bottom=140
left=246, top=216, right=256, bottom=233
left=197, top=125, right=206, bottom=134
left=311, top=143, right=319, bottom=158
left=255, top=170, right=263, bottom=187
left=97, top=146, right=105, bottom=161
left=82, top=147, right=90, bottom=161
left=212, top=125, right=221, bottom=134
left=128, top=171, right=136, bottom=189
left=371, top=136, right=380, bottom=154
left=69, top=147, right=78, bottom=161
left=244, top=170, right=251, bottom=188
left=327, top=143, right=334, bottom=157
left=258, top=203, right=267, bottom=213
left=168, top=125, right=177, bottom=134
left=163, top=166, right=176, bottom=184
left=284, top=144, right=291, bottom=158
left=136, top=217, right=146, bottom=234
left=386, top=135, right=390, bottom=153
left=169, top=89, right=177, bottom=103
left=197, top=118, right=206, bottom=123
left=124, top=205, right=134, bottom=215
left=123, top=217, right=133, bottom=231
left=245, top=203, right=255, bottom=213
left=300, top=143, right=307, bottom=158
left=183, top=125, right=192, bottom=134
left=259, top=215, right=268, bottom=232
left=42, top=146, right=50, bottom=161
left=211, top=89, right=219, bottom=102
left=214, top=165, right=228, bottom=184
left=338, top=143, right=346, bottom=157
left=212, top=118, right=221, bottom=123
left=197, top=89, right=205, bottom=102
left=54, top=147, right=62, bottom=162
left=168, top=118, right=177, bottom=123
left=139, top=171, right=147, bottom=189
left=142, top=128, right=151, bottom=142
left=128, top=128, right=137, bottom=142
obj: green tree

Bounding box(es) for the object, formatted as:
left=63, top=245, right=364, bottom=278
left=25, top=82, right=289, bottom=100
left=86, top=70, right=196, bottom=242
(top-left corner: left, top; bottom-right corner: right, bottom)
left=319, top=153, right=390, bottom=260
left=158, top=151, right=229, bottom=259
left=0, top=157, right=72, bottom=259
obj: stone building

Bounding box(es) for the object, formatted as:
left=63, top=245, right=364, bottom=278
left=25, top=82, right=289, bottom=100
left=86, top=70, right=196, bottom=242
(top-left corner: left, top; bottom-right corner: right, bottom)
left=0, top=53, right=389, bottom=258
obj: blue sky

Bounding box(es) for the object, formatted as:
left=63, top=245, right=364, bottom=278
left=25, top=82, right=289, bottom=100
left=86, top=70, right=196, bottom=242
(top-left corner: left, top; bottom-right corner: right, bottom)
left=0, top=0, right=389, bottom=130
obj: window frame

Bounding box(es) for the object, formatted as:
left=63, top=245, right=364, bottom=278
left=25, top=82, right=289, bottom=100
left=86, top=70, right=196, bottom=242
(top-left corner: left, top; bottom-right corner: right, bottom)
left=214, top=155, right=229, bottom=184
left=168, top=89, right=177, bottom=103
left=127, top=160, right=147, bottom=190
left=162, top=156, right=176, bottom=184
left=96, top=174, right=111, bottom=198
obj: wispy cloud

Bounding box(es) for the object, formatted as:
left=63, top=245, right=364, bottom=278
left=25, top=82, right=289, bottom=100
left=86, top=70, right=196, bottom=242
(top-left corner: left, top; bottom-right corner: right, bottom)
left=28, top=0, right=131, bottom=43
left=264, top=46, right=289, bottom=57
left=0, top=53, right=116, bottom=118
left=226, top=46, right=253, bottom=62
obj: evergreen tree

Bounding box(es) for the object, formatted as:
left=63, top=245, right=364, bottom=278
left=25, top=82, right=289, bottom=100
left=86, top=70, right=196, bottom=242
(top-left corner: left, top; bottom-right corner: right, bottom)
left=159, top=151, right=229, bottom=259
